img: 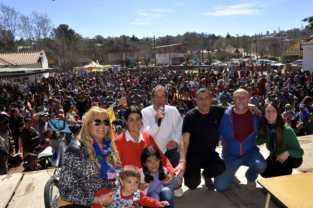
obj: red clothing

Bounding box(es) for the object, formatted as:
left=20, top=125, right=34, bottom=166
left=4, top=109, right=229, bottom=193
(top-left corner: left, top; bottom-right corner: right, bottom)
left=92, top=188, right=113, bottom=208
left=139, top=191, right=163, bottom=207
left=233, top=110, right=253, bottom=143
left=92, top=188, right=162, bottom=208
left=114, top=131, right=174, bottom=173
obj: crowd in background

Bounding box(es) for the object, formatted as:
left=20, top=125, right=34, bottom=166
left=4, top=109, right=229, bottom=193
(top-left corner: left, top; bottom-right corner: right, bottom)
left=0, top=64, right=312, bottom=175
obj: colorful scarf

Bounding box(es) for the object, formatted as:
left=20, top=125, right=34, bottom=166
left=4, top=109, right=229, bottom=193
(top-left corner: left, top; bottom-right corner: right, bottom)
left=93, top=138, right=115, bottom=179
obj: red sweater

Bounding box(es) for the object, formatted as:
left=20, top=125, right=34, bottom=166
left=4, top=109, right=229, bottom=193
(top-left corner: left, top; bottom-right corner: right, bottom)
left=233, top=110, right=253, bottom=143
left=114, top=131, right=174, bottom=173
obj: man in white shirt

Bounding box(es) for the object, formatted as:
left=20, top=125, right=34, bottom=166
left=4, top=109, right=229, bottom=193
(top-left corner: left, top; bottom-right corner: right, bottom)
left=141, top=85, right=182, bottom=168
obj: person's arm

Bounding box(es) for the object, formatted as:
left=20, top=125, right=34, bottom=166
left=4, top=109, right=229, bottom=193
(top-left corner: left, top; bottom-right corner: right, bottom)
left=139, top=191, right=169, bottom=207
left=111, top=136, right=121, bottom=167
left=284, top=127, right=304, bottom=158
left=174, top=132, right=190, bottom=177
left=142, top=109, right=160, bottom=138
left=169, top=108, right=183, bottom=147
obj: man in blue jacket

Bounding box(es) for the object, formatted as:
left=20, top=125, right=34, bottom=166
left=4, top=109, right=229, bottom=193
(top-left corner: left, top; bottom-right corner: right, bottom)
left=215, top=88, right=266, bottom=192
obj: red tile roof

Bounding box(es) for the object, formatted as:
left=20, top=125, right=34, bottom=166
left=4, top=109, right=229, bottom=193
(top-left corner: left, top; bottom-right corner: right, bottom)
left=0, top=51, right=44, bottom=66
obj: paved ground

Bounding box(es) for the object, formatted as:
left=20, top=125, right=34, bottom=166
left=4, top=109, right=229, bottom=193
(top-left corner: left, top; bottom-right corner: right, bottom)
left=1, top=135, right=312, bottom=208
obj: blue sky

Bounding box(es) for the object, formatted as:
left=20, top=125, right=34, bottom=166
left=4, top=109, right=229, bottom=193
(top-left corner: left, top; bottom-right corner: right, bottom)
left=2, top=0, right=313, bottom=38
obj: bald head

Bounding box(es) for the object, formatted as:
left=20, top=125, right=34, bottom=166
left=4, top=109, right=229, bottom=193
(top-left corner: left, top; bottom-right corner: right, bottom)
left=233, top=88, right=249, bottom=98
left=233, top=88, right=250, bottom=114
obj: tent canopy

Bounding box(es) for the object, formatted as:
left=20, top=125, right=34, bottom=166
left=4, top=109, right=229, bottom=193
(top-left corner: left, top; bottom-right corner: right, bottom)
left=73, top=61, right=112, bottom=72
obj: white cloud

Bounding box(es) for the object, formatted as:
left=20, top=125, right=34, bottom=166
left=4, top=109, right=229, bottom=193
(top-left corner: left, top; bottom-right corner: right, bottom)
left=130, top=19, right=150, bottom=26
left=131, top=8, right=174, bottom=26
left=204, top=3, right=262, bottom=16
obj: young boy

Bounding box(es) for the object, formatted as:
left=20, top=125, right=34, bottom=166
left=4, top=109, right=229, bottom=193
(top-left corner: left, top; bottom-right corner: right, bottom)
left=92, top=165, right=169, bottom=208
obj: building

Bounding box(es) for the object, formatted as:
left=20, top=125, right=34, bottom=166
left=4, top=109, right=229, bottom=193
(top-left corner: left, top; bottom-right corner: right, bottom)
left=302, top=37, right=313, bottom=72
left=0, top=50, right=55, bottom=82
left=155, top=43, right=185, bottom=65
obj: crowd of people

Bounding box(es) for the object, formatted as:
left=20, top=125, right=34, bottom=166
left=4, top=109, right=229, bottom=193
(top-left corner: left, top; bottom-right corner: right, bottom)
left=0, top=64, right=312, bottom=207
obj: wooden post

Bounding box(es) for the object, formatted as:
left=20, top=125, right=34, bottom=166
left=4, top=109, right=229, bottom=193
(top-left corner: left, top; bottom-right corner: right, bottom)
left=264, top=193, right=271, bottom=208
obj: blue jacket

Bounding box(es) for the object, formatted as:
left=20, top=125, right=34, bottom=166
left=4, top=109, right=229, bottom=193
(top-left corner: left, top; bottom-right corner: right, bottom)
left=219, top=107, right=260, bottom=159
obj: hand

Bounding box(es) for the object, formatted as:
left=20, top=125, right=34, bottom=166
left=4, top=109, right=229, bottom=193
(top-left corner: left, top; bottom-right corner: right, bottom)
left=155, top=107, right=165, bottom=125
left=159, top=201, right=170, bottom=207
left=113, top=155, right=122, bottom=167
left=163, top=172, right=174, bottom=185
left=166, top=140, right=178, bottom=150
left=276, top=151, right=289, bottom=163
left=174, top=160, right=186, bottom=177
left=296, top=121, right=304, bottom=129
left=139, top=182, right=149, bottom=191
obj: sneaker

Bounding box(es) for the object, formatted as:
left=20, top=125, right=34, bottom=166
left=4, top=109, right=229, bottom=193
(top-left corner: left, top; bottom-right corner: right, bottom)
left=174, top=188, right=184, bottom=198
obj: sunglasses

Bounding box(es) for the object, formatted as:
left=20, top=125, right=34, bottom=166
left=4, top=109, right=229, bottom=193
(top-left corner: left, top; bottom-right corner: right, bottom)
left=92, top=119, right=110, bottom=126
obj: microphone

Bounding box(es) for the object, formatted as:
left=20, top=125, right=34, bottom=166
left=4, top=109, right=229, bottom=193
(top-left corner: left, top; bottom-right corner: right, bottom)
left=157, top=106, right=165, bottom=126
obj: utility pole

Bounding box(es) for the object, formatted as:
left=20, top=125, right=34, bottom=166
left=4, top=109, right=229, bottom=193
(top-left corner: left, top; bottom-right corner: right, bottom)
left=255, top=34, right=258, bottom=60
left=153, top=36, right=156, bottom=66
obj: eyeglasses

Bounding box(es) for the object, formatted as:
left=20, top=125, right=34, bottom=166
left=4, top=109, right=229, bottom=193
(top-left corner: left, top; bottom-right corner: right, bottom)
left=92, top=119, right=110, bottom=126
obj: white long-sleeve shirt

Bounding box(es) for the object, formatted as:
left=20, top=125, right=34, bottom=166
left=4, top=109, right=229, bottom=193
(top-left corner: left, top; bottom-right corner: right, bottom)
left=141, top=105, right=182, bottom=153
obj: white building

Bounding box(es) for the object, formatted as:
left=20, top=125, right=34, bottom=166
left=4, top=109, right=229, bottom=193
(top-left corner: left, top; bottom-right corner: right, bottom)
left=0, top=50, right=54, bottom=82
left=302, top=39, right=313, bottom=72
left=156, top=53, right=185, bottom=65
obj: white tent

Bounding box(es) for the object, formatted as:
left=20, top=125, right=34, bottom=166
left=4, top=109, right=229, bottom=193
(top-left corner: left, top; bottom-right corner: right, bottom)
left=73, top=61, right=112, bottom=72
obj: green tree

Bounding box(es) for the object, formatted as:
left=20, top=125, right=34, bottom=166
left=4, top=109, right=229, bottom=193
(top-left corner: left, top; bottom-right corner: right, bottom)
left=303, top=16, right=313, bottom=32
left=52, top=24, right=81, bottom=69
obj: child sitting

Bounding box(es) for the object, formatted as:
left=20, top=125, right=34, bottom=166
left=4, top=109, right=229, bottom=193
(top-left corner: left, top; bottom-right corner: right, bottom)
left=92, top=165, right=169, bottom=208
left=141, top=146, right=182, bottom=208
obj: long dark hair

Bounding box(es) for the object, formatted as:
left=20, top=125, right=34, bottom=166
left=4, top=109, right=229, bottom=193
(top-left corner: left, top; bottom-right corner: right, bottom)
left=259, top=102, right=285, bottom=146
left=140, top=146, right=166, bottom=183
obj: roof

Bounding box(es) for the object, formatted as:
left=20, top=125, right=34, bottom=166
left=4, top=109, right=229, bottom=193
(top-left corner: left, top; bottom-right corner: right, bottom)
left=0, top=67, right=53, bottom=73
left=0, top=57, right=13, bottom=66
left=0, top=67, right=54, bottom=77
left=154, top=43, right=183, bottom=49
left=0, top=51, right=45, bottom=66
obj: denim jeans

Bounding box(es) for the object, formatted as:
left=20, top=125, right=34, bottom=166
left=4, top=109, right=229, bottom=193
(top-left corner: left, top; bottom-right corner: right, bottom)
left=214, top=150, right=267, bottom=192
left=149, top=187, right=174, bottom=208
left=147, top=176, right=181, bottom=208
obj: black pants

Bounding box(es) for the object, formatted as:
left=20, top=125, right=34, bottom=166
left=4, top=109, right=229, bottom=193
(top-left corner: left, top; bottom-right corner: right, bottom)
left=184, top=151, right=225, bottom=189
left=0, top=151, right=8, bottom=175
left=165, top=147, right=180, bottom=168
left=261, top=155, right=303, bottom=178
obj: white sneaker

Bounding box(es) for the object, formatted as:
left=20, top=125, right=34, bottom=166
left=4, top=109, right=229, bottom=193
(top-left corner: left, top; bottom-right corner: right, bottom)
left=174, top=188, right=184, bottom=198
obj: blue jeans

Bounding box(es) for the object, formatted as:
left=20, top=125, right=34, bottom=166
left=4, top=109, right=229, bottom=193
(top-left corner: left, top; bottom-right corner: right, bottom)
left=148, top=187, right=174, bottom=208
left=214, top=150, right=267, bottom=192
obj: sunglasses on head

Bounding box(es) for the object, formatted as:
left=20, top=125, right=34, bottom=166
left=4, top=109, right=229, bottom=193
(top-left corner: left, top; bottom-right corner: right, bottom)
left=92, top=119, right=110, bottom=126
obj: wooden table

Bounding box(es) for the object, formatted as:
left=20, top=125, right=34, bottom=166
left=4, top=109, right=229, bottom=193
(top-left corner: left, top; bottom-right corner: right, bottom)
left=7, top=169, right=54, bottom=208
left=258, top=173, right=313, bottom=208
left=0, top=173, right=23, bottom=208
